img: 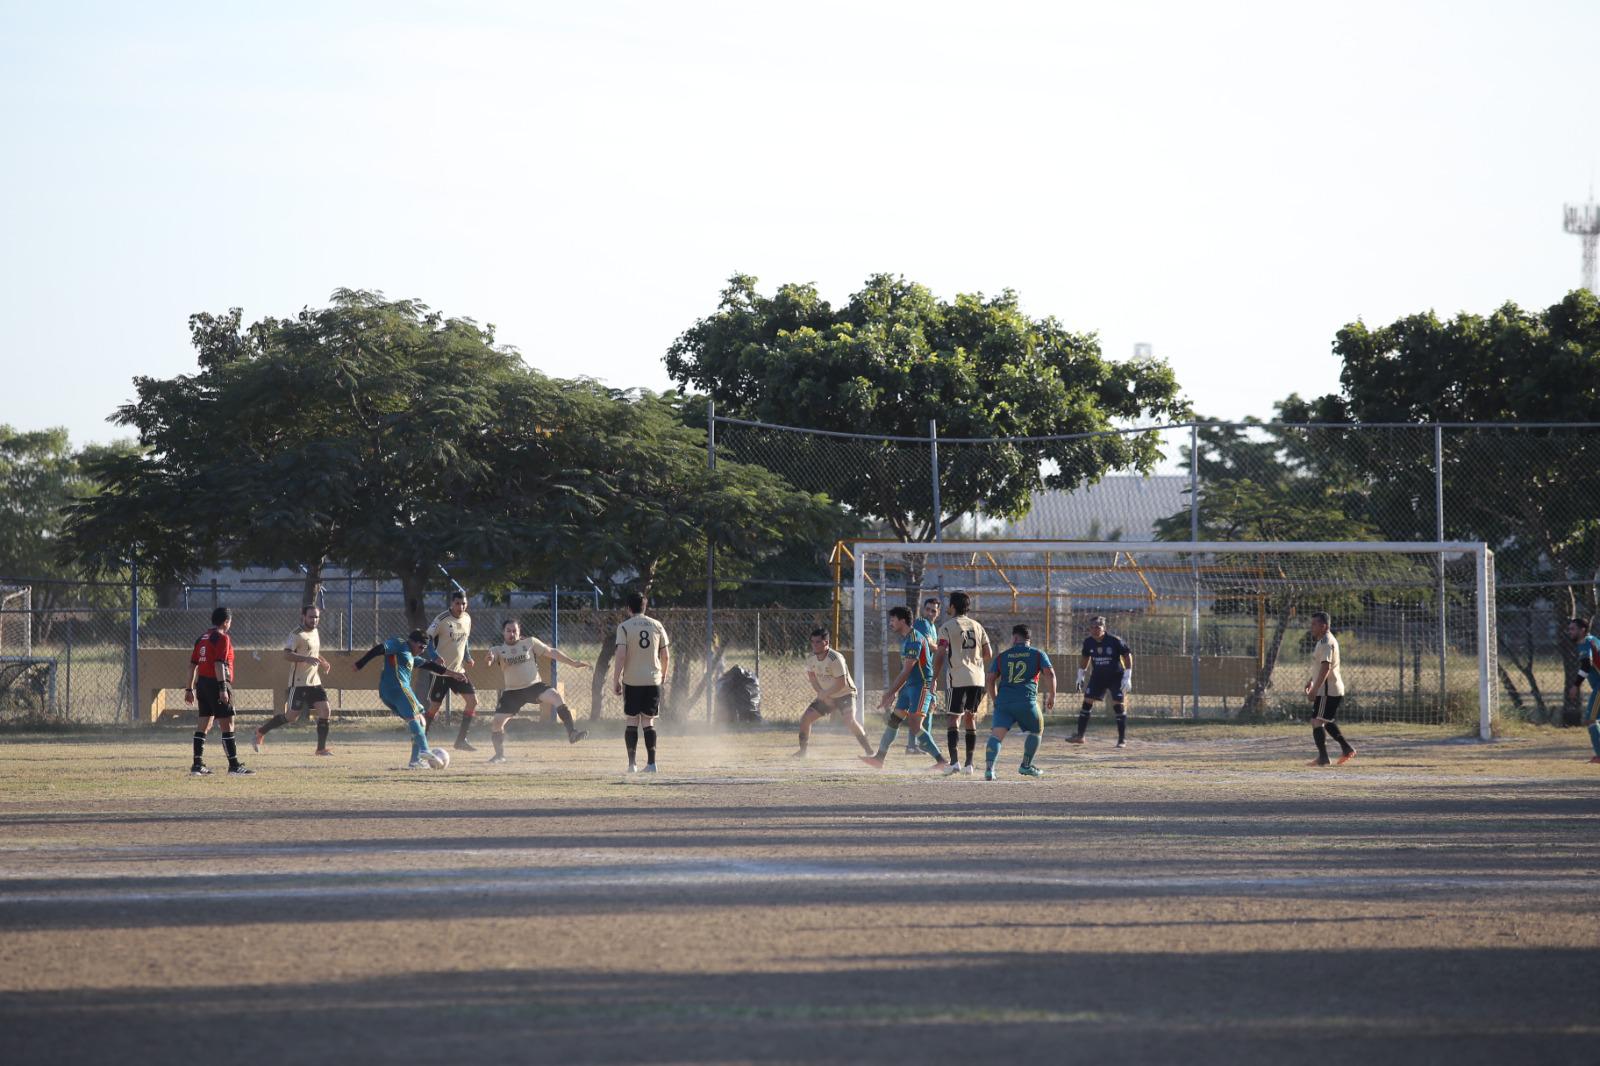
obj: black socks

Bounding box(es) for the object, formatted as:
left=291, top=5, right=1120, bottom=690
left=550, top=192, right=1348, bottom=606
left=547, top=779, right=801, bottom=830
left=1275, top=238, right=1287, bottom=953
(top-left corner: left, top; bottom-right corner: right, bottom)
left=192, top=730, right=205, bottom=765
left=964, top=729, right=976, bottom=766
left=315, top=719, right=329, bottom=750
left=555, top=703, right=576, bottom=737
left=455, top=714, right=474, bottom=745
left=1116, top=712, right=1127, bottom=743
left=260, top=713, right=289, bottom=735
left=947, top=726, right=960, bottom=765
left=643, top=726, right=657, bottom=765
left=221, top=731, right=239, bottom=767
left=625, top=725, right=639, bottom=764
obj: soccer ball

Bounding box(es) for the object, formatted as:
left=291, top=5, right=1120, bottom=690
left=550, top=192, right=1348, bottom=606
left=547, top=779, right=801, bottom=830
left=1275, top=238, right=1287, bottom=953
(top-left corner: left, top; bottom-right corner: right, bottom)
left=427, top=747, right=450, bottom=769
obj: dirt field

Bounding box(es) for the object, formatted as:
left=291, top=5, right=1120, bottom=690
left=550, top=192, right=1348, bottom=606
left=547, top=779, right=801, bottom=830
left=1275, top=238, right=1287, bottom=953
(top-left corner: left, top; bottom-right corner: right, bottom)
left=2, top=719, right=1598, bottom=1065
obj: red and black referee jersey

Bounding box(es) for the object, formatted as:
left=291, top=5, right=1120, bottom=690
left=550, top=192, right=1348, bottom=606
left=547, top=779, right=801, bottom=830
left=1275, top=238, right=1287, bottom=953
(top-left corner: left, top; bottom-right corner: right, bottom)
left=191, top=626, right=235, bottom=679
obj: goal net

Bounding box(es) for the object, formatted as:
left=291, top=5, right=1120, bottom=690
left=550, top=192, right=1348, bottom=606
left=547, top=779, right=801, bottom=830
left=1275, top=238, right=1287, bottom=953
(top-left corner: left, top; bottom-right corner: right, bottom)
left=848, top=541, right=1496, bottom=738
left=0, top=585, right=30, bottom=657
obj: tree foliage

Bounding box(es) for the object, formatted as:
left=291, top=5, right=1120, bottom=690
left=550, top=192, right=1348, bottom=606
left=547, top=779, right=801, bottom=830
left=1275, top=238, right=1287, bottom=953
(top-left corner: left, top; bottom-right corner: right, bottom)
left=666, top=274, right=1188, bottom=540
left=66, top=291, right=841, bottom=630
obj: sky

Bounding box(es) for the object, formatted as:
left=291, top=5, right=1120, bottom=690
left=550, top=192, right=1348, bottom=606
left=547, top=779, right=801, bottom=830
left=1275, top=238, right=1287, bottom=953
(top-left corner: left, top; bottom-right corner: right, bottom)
left=2, top=0, right=1597, bottom=446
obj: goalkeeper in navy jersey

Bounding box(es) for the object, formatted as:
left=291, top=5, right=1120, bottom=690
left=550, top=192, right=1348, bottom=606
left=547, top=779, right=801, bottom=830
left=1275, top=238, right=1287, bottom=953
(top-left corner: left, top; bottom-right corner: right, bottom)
left=1066, top=615, right=1133, bottom=748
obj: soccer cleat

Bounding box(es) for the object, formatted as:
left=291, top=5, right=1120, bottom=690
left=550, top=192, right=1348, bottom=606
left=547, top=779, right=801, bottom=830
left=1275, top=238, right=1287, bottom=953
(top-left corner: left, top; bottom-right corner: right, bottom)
left=1064, top=735, right=1085, bottom=745
left=627, top=764, right=639, bottom=774
left=1115, top=739, right=1127, bottom=749
left=1588, top=755, right=1600, bottom=764
left=644, top=763, right=657, bottom=773
left=927, top=759, right=949, bottom=772
left=984, top=768, right=997, bottom=781
left=454, top=739, right=478, bottom=753
left=407, top=758, right=430, bottom=770
left=313, top=748, right=333, bottom=757
left=1307, top=757, right=1330, bottom=767
left=791, top=748, right=808, bottom=758
left=486, top=753, right=507, bottom=764
left=1336, top=750, right=1357, bottom=765
left=963, top=765, right=975, bottom=776
left=228, top=764, right=254, bottom=775
left=858, top=755, right=885, bottom=769
left=190, top=765, right=212, bottom=777
left=569, top=729, right=589, bottom=744
left=942, top=763, right=963, bottom=777
left=252, top=729, right=265, bottom=753
left=1018, top=764, right=1045, bottom=778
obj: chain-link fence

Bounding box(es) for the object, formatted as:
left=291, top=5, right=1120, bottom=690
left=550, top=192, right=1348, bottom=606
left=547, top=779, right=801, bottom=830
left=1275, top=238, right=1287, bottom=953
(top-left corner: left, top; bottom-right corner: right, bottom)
left=7, top=420, right=1598, bottom=728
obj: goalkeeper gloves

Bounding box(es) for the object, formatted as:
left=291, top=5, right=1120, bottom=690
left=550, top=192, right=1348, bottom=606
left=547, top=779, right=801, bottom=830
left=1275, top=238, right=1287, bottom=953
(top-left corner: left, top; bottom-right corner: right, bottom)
left=1120, top=669, right=1133, bottom=695
left=1075, top=668, right=1087, bottom=692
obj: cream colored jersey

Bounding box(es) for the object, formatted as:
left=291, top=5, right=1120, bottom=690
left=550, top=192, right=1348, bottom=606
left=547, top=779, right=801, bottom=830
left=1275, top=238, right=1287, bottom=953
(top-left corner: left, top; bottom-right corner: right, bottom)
left=283, top=627, right=322, bottom=687
left=938, top=616, right=989, bottom=688
left=615, top=614, right=670, bottom=686
left=1311, top=633, right=1345, bottom=698
left=805, top=648, right=856, bottom=698
left=489, top=636, right=553, bottom=691
left=428, top=610, right=472, bottom=671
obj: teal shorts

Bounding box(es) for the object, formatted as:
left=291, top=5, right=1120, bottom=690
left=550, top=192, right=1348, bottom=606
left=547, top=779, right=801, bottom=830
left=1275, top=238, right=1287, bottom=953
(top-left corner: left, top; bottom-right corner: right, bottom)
left=992, top=703, right=1042, bottom=734
left=894, top=683, right=935, bottom=716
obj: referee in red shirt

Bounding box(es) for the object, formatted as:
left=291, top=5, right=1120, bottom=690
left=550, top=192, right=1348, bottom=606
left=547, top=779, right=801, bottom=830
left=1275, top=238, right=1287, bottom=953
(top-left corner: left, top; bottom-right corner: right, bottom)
left=185, top=607, right=252, bottom=776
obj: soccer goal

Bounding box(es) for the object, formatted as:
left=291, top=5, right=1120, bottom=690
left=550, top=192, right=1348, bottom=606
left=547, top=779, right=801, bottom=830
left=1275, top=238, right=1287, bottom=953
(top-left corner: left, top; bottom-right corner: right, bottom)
left=848, top=541, right=1497, bottom=739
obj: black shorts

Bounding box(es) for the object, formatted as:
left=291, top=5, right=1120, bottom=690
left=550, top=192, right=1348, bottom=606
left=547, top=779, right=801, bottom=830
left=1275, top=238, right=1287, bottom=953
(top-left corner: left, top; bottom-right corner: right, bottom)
left=949, top=685, right=984, bottom=714
left=428, top=673, right=476, bottom=703
left=623, top=684, right=661, bottom=719
left=496, top=682, right=553, bottom=716
left=290, top=686, right=328, bottom=711
left=1085, top=672, right=1126, bottom=701
left=195, top=676, right=232, bottom=718
left=805, top=695, right=854, bottom=718
left=1312, top=694, right=1343, bottom=720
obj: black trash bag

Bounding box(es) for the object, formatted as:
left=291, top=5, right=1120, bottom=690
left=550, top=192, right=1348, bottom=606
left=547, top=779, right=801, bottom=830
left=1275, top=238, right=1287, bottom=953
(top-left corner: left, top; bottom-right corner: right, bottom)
left=715, top=665, right=762, bottom=725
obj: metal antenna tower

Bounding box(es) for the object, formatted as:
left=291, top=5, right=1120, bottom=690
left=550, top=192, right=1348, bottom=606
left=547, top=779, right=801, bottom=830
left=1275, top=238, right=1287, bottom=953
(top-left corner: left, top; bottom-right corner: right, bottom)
left=1565, top=188, right=1600, bottom=293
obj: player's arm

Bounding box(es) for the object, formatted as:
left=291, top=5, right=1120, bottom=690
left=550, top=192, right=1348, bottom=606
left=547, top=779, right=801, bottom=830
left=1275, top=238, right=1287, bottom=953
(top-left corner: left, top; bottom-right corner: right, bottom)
left=931, top=637, right=951, bottom=683
left=658, top=639, right=670, bottom=680
left=1119, top=645, right=1133, bottom=694
left=981, top=637, right=993, bottom=669
left=552, top=648, right=591, bottom=669
left=1040, top=665, right=1056, bottom=711
left=878, top=655, right=917, bottom=709
left=213, top=637, right=233, bottom=703
left=184, top=662, right=199, bottom=705
left=1076, top=650, right=1089, bottom=692
left=1306, top=660, right=1331, bottom=698
left=985, top=661, right=999, bottom=704
left=413, top=658, right=465, bottom=681
left=807, top=669, right=826, bottom=697
left=353, top=643, right=385, bottom=670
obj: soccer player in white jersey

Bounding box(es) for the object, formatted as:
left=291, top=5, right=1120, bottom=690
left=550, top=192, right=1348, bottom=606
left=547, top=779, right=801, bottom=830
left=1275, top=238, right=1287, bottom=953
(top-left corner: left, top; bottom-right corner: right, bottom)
left=423, top=589, right=478, bottom=751
left=933, top=591, right=992, bottom=774
left=612, top=591, right=670, bottom=773
left=793, top=627, right=872, bottom=757
left=1305, top=610, right=1355, bottom=767
left=253, top=603, right=334, bottom=755
left=483, top=618, right=592, bottom=763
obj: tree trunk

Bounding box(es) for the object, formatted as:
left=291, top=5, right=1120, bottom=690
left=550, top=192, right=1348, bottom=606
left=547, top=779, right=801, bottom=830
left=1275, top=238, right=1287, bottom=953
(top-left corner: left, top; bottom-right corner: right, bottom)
left=1243, top=600, right=1296, bottom=719
left=589, top=614, right=616, bottom=721
left=300, top=558, right=325, bottom=610
left=400, top=570, right=428, bottom=633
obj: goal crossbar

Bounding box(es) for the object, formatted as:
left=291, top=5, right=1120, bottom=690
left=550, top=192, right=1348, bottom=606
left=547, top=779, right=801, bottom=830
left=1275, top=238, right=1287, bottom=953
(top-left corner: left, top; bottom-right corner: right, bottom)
left=850, top=540, right=1496, bottom=739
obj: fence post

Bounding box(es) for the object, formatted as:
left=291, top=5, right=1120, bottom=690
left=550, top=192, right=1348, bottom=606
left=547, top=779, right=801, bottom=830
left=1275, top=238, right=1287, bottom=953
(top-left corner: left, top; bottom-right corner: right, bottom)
left=754, top=611, right=761, bottom=678
left=1190, top=422, right=1202, bottom=716
left=129, top=561, right=140, bottom=725
left=706, top=398, right=716, bottom=725
left=1435, top=424, right=1447, bottom=717
left=929, top=419, right=942, bottom=543
left=551, top=583, right=560, bottom=687
left=346, top=574, right=354, bottom=651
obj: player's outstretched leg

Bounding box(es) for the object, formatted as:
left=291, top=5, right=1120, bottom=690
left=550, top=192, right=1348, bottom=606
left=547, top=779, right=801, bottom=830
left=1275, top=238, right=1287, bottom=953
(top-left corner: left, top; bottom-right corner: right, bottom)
left=984, top=730, right=1004, bottom=781
left=254, top=710, right=293, bottom=752
left=1325, top=719, right=1355, bottom=764
left=861, top=714, right=903, bottom=768
left=1069, top=701, right=1092, bottom=744
left=488, top=713, right=512, bottom=764
left=1019, top=730, right=1044, bottom=777
left=553, top=702, right=587, bottom=744
left=908, top=711, right=946, bottom=765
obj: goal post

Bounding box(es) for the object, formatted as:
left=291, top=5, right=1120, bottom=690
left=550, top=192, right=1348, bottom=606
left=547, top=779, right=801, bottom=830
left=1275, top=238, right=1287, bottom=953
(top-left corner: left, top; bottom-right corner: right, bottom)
left=849, top=541, right=1497, bottom=739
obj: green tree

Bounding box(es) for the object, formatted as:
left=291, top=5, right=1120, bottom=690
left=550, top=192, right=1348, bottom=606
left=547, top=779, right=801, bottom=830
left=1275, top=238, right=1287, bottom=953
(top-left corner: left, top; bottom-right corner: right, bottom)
left=1289, top=290, right=1600, bottom=719
left=0, top=427, right=139, bottom=641
left=666, top=274, right=1188, bottom=541
left=68, top=291, right=584, bottom=628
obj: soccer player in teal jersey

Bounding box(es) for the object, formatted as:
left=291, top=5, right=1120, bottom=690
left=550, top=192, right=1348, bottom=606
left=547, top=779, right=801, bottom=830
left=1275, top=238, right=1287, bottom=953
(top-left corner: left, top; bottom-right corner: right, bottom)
left=906, top=597, right=941, bottom=754
left=983, top=623, right=1055, bottom=779
left=354, top=629, right=466, bottom=768
left=860, top=606, right=948, bottom=769
left=1565, top=617, right=1600, bottom=764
